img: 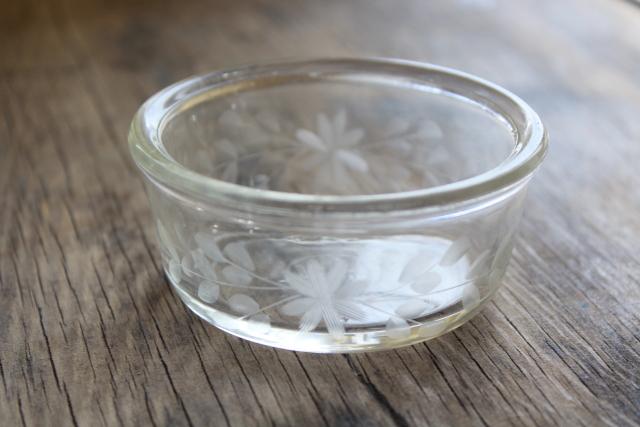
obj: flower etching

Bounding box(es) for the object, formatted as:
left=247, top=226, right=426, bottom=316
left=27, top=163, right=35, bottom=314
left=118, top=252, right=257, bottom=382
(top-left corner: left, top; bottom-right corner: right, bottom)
left=279, top=258, right=367, bottom=338
left=290, top=110, right=368, bottom=194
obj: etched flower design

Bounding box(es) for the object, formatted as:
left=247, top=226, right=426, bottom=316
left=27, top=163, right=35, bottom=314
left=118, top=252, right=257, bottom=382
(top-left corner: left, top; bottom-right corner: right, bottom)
left=205, top=106, right=448, bottom=195
left=168, top=223, right=500, bottom=344
left=279, top=258, right=367, bottom=338
left=289, top=110, right=369, bottom=194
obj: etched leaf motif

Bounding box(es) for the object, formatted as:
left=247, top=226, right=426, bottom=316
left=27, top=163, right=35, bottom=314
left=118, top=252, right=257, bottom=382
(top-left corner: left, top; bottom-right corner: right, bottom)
left=395, top=300, right=433, bottom=319
left=189, top=249, right=215, bottom=280
left=224, top=241, right=255, bottom=271
left=247, top=313, right=271, bottom=334
left=386, top=317, right=411, bottom=339
left=195, top=232, right=226, bottom=262
left=439, top=237, right=471, bottom=266
left=228, top=294, right=260, bottom=315
left=222, top=265, right=252, bottom=286
left=197, top=281, right=220, bottom=303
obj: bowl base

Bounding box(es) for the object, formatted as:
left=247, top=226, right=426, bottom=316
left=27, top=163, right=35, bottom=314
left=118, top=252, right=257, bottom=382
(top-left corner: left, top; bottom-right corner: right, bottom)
left=172, top=280, right=495, bottom=353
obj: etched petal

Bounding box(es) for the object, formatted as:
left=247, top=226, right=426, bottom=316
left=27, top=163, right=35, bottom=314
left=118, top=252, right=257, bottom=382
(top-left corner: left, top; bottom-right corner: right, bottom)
left=334, top=301, right=367, bottom=321
left=223, top=265, right=253, bottom=286
left=181, top=253, right=195, bottom=278
left=252, top=174, right=270, bottom=190
left=395, top=299, right=432, bottom=319
left=330, top=161, right=355, bottom=194
left=439, top=237, right=471, bottom=266
left=194, top=232, right=225, bottom=262
left=228, top=294, right=260, bottom=315
left=192, top=249, right=216, bottom=280
left=279, top=297, right=314, bottom=317
left=296, top=129, right=325, bottom=150
left=247, top=313, right=271, bottom=334
left=197, top=281, right=220, bottom=303
left=224, top=241, right=255, bottom=271
left=336, top=149, right=368, bottom=172
left=322, top=307, right=345, bottom=338
left=386, top=317, right=411, bottom=339
left=299, top=308, right=323, bottom=333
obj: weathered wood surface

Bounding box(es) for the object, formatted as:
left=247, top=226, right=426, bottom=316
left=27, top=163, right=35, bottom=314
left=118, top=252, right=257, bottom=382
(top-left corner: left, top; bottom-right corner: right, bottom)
left=2, top=0, right=640, bottom=425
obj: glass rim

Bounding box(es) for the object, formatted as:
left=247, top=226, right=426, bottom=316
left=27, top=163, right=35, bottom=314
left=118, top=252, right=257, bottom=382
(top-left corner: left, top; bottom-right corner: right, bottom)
left=129, top=57, right=548, bottom=214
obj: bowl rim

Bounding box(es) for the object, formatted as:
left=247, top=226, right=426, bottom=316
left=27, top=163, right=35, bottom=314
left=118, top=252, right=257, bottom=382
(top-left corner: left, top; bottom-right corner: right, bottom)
left=129, top=57, right=548, bottom=214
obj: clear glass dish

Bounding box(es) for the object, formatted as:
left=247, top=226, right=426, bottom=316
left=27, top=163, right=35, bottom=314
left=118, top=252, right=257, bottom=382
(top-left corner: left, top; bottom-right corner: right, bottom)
left=129, top=58, right=547, bottom=353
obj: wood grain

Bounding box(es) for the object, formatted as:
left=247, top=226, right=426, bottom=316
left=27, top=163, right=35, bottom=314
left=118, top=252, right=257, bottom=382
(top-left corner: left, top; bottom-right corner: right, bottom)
left=1, top=0, right=640, bottom=425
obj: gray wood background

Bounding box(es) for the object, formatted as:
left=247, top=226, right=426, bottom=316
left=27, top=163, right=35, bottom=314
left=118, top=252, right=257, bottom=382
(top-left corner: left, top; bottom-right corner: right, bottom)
left=1, top=0, right=639, bottom=425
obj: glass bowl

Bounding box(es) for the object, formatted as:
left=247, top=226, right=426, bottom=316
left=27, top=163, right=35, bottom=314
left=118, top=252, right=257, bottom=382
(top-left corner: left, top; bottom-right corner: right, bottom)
left=129, top=58, right=547, bottom=353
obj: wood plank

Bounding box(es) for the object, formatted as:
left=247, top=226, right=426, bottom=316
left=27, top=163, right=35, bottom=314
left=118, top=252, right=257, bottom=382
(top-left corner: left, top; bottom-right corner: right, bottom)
left=1, top=0, right=639, bottom=425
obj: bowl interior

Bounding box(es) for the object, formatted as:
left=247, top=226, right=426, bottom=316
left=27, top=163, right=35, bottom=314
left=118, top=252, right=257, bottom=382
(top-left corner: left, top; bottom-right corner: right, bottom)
left=160, top=74, right=516, bottom=196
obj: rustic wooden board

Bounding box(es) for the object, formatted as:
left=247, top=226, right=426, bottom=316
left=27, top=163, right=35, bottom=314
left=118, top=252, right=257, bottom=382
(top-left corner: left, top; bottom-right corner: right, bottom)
left=2, top=0, right=640, bottom=425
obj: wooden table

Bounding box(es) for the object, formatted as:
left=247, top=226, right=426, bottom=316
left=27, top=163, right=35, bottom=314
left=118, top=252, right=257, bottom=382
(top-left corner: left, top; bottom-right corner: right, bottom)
left=2, top=0, right=640, bottom=425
